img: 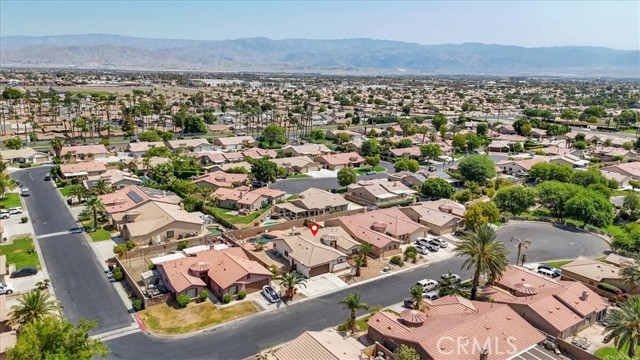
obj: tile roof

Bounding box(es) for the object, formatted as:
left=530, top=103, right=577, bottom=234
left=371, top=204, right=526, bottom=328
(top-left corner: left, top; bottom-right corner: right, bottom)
left=560, top=256, right=622, bottom=282
left=60, top=161, right=107, bottom=175
left=316, top=152, right=364, bottom=166
left=61, top=144, right=109, bottom=156
left=123, top=202, right=204, bottom=237
left=290, top=188, right=350, bottom=210
left=273, top=331, right=363, bottom=360
left=166, top=138, right=211, bottom=149
left=193, top=171, right=248, bottom=188
left=214, top=136, right=256, bottom=146
left=127, top=141, right=166, bottom=153
left=100, top=185, right=181, bottom=214
left=275, top=236, right=346, bottom=267
left=272, top=156, right=316, bottom=169
left=282, top=144, right=332, bottom=155
left=403, top=205, right=462, bottom=227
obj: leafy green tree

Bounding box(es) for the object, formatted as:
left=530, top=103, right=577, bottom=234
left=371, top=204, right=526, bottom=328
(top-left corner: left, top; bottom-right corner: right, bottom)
left=623, top=195, right=640, bottom=217
left=394, top=344, right=421, bottom=360
left=1, top=87, right=24, bottom=99
left=337, top=168, right=357, bottom=187
left=560, top=109, right=579, bottom=120
left=617, top=110, right=639, bottom=127
left=145, top=146, right=171, bottom=158
left=465, top=133, right=482, bottom=151
left=8, top=289, right=61, bottom=326
left=529, top=163, right=574, bottom=182
left=274, top=271, right=307, bottom=298
left=432, top=113, right=448, bottom=131
left=310, top=129, right=325, bottom=142
left=365, top=155, right=380, bottom=168
left=251, top=158, right=278, bottom=183
left=360, top=139, right=381, bottom=156
left=580, top=105, right=606, bottom=121
left=138, top=130, right=162, bottom=142
left=536, top=181, right=580, bottom=218
left=170, top=179, right=197, bottom=197
left=397, top=138, right=413, bottom=148
left=149, top=162, right=176, bottom=184
left=420, top=144, right=441, bottom=166
left=5, top=138, right=23, bottom=150
left=7, top=318, right=109, bottom=360
left=182, top=115, right=207, bottom=133
left=493, top=186, right=536, bottom=215
left=406, top=159, right=420, bottom=172
left=421, top=178, right=454, bottom=199
left=455, top=224, right=509, bottom=300
left=570, top=169, right=608, bottom=187
left=0, top=172, right=16, bottom=200
left=260, top=125, right=287, bottom=147
left=565, top=190, right=614, bottom=227
left=464, top=202, right=501, bottom=230
left=338, top=293, right=369, bottom=332
left=476, top=122, right=488, bottom=136
left=458, top=155, right=496, bottom=184
left=452, top=134, right=467, bottom=152
left=602, top=297, right=639, bottom=358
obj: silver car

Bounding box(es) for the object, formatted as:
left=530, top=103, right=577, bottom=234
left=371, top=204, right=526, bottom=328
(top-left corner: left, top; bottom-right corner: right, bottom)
left=0, top=283, right=15, bottom=295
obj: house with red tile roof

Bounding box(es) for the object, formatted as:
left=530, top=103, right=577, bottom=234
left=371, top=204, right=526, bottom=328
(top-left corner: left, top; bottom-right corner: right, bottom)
left=345, top=179, right=417, bottom=206
left=367, top=295, right=545, bottom=360
left=59, top=161, right=107, bottom=178
left=60, top=144, right=109, bottom=160
left=315, top=152, right=365, bottom=170
left=156, top=247, right=271, bottom=299
left=480, top=265, right=609, bottom=339
left=100, top=185, right=181, bottom=228
left=193, top=171, right=249, bottom=190
left=213, top=186, right=285, bottom=212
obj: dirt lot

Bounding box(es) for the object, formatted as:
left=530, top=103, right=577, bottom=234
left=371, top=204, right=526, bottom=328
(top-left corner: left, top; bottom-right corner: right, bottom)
left=339, top=257, right=387, bottom=284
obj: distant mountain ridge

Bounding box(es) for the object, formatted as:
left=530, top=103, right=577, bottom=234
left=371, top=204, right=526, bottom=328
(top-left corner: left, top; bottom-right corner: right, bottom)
left=1, top=34, right=638, bottom=77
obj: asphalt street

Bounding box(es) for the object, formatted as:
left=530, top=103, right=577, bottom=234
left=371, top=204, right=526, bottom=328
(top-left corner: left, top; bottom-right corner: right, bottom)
left=11, top=167, right=133, bottom=334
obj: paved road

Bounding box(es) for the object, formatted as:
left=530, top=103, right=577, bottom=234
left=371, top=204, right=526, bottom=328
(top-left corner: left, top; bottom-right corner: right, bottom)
left=105, top=222, right=608, bottom=359
left=11, top=167, right=132, bottom=334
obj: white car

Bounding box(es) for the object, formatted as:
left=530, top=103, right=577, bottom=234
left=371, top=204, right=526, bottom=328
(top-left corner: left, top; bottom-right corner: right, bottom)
left=423, top=292, right=439, bottom=301
left=415, top=236, right=433, bottom=247
left=416, top=279, right=438, bottom=292
left=20, top=188, right=30, bottom=196
left=428, top=238, right=448, bottom=248
left=0, top=211, right=10, bottom=219
left=8, top=207, right=23, bottom=215
left=0, top=283, right=14, bottom=295
left=415, top=245, right=429, bottom=255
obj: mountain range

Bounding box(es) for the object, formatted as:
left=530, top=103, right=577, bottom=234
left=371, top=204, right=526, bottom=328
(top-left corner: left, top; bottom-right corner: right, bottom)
left=1, top=34, right=638, bottom=77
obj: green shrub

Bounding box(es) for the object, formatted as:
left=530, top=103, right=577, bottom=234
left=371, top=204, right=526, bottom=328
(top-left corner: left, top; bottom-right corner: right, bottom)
left=237, top=290, right=247, bottom=300
left=147, top=264, right=156, bottom=270
left=177, top=240, right=189, bottom=250
left=177, top=294, right=190, bottom=307
left=113, top=270, right=123, bottom=281
left=198, top=289, right=209, bottom=303
left=597, top=282, right=622, bottom=294
left=19, top=163, right=32, bottom=168
left=20, top=217, right=28, bottom=223
left=222, top=293, right=232, bottom=304
left=390, top=255, right=404, bottom=267
left=125, top=240, right=136, bottom=251
left=132, top=298, right=143, bottom=311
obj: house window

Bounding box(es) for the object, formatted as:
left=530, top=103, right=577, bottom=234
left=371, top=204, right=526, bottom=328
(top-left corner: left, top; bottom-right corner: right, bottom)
left=186, top=288, right=196, bottom=298
left=166, top=231, right=175, bottom=239
left=228, top=285, right=238, bottom=295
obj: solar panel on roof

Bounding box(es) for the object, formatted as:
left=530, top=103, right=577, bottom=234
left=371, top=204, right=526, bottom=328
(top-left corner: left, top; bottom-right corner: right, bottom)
left=128, top=191, right=144, bottom=203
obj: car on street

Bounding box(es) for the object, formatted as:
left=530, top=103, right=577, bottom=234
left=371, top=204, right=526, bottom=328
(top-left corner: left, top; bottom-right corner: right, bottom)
left=8, top=207, right=23, bottom=215
left=44, top=174, right=51, bottom=181
left=251, top=181, right=266, bottom=188
left=416, top=279, right=438, bottom=292
left=0, top=283, right=15, bottom=295
left=537, top=264, right=561, bottom=276
left=69, top=227, right=84, bottom=234
left=0, top=211, right=10, bottom=219
left=538, top=268, right=560, bottom=278
left=440, top=273, right=461, bottom=284
left=20, top=188, right=30, bottom=196
left=414, top=245, right=429, bottom=255
left=10, top=267, right=38, bottom=278
left=428, top=238, right=448, bottom=248
left=427, top=166, right=437, bottom=172
left=403, top=298, right=416, bottom=308
left=261, top=285, right=281, bottom=303
left=423, top=292, right=439, bottom=301
left=366, top=171, right=376, bottom=175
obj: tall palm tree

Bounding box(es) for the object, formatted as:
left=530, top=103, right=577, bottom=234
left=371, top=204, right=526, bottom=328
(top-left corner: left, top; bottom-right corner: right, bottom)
left=409, top=285, right=426, bottom=311
left=455, top=223, right=509, bottom=300
left=352, top=254, right=365, bottom=277
left=67, top=185, right=87, bottom=204
left=274, top=271, right=307, bottom=298
left=92, top=180, right=112, bottom=195
left=620, top=254, right=640, bottom=292
left=510, top=237, right=531, bottom=266
left=602, top=297, right=639, bottom=358
left=339, top=292, right=369, bottom=332
left=50, top=138, right=64, bottom=159
left=8, top=289, right=61, bottom=325
left=85, top=195, right=105, bottom=228
left=359, top=242, right=373, bottom=267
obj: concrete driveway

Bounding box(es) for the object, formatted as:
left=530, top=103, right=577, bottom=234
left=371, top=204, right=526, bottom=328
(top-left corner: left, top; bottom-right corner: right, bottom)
left=298, top=273, right=347, bottom=298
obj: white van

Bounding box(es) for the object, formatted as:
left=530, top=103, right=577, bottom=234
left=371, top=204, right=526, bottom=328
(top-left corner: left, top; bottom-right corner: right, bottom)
left=538, top=268, right=556, bottom=278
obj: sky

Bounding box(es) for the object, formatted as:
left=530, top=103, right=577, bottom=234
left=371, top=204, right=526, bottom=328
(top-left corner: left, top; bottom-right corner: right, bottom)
left=1, top=0, right=639, bottom=50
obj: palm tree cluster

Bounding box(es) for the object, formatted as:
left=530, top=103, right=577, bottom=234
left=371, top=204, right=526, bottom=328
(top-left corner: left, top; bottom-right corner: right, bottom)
left=274, top=271, right=307, bottom=299
left=339, top=293, right=369, bottom=333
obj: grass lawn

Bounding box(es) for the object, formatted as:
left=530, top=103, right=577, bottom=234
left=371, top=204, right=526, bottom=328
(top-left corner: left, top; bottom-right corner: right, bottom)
left=285, top=195, right=300, bottom=200
left=356, top=315, right=372, bottom=331
left=287, top=174, right=311, bottom=179
left=139, top=299, right=257, bottom=334
left=0, top=193, right=22, bottom=209
left=88, top=229, right=112, bottom=242
left=620, top=129, right=637, bottom=134
left=354, top=166, right=386, bottom=175
left=0, top=237, right=41, bottom=269
left=59, top=185, right=77, bottom=198
left=594, top=344, right=629, bottom=359
left=210, top=206, right=272, bottom=225
left=454, top=153, right=464, bottom=159
left=543, top=260, right=572, bottom=268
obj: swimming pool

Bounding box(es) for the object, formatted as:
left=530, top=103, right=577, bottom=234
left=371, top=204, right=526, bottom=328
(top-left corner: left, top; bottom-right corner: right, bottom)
left=262, top=221, right=280, bottom=227
left=248, top=235, right=275, bottom=244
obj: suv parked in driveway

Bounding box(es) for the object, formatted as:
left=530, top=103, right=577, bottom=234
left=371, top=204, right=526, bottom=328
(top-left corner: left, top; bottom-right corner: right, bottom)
left=429, top=237, right=448, bottom=248
left=414, top=245, right=429, bottom=255
left=415, top=237, right=432, bottom=247
left=10, top=267, right=38, bottom=278
left=416, top=279, right=438, bottom=292
left=0, top=283, right=14, bottom=295
left=0, top=211, right=10, bottom=219
left=8, top=207, right=23, bottom=215
left=537, top=264, right=561, bottom=277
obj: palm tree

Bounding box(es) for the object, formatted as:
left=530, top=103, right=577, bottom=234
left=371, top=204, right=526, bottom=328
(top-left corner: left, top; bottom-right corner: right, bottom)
left=409, top=285, right=426, bottom=311
left=339, top=293, right=369, bottom=332
left=85, top=195, right=105, bottom=228
left=359, top=242, right=373, bottom=267
left=93, top=179, right=112, bottom=195
left=274, top=271, right=307, bottom=298
left=50, top=138, right=64, bottom=159
left=67, top=185, right=86, bottom=204
left=455, top=224, right=509, bottom=300
left=8, top=289, right=61, bottom=326
left=352, top=254, right=365, bottom=277
left=602, top=297, right=639, bottom=358
left=510, top=237, right=531, bottom=266
left=620, top=254, right=640, bottom=292
left=438, top=271, right=467, bottom=298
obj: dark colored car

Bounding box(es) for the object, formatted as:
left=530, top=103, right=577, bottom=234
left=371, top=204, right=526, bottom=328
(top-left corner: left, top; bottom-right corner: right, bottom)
left=10, top=267, right=38, bottom=278
left=44, top=174, right=51, bottom=181
left=69, top=227, right=84, bottom=234
left=251, top=181, right=266, bottom=188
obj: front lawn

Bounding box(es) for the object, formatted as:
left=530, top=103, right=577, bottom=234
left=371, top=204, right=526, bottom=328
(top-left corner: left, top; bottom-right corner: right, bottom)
left=594, top=344, right=629, bottom=359
left=59, top=185, right=77, bottom=198
left=354, top=166, right=386, bottom=175
left=209, top=206, right=272, bottom=225
left=543, top=260, right=572, bottom=268
left=0, top=193, right=22, bottom=209
left=0, top=237, right=41, bottom=269
left=287, top=174, right=311, bottom=179
left=139, top=299, right=257, bottom=334
left=88, top=228, right=112, bottom=242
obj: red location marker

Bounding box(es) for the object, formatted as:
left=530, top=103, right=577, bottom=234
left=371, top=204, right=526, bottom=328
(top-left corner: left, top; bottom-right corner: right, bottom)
left=310, top=223, right=319, bottom=236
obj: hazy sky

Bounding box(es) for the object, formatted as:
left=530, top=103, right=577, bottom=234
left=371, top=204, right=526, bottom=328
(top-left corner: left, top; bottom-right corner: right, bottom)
left=1, top=0, right=639, bottom=50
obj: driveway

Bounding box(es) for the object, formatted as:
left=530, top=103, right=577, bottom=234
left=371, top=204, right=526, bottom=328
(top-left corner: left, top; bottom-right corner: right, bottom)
left=495, top=221, right=609, bottom=264
left=11, top=167, right=133, bottom=334
left=298, top=273, right=348, bottom=297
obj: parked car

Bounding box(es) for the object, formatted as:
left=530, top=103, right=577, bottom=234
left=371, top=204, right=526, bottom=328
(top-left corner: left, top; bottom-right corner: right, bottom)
left=416, top=279, right=438, bottom=292
left=537, top=264, right=561, bottom=276
left=10, top=267, right=38, bottom=278
left=20, top=188, right=30, bottom=196
left=440, top=273, right=461, bottom=284
left=415, top=237, right=433, bottom=247
left=403, top=298, right=416, bottom=308
left=427, top=166, right=437, bottom=172
left=538, top=268, right=559, bottom=278
left=428, top=238, right=448, bottom=248
left=415, top=245, right=429, bottom=255
left=251, top=181, right=266, bottom=188
left=423, top=292, right=439, bottom=301
left=69, top=227, right=84, bottom=234
left=366, top=171, right=376, bottom=175
left=425, top=243, right=440, bottom=252
left=261, top=285, right=281, bottom=303
left=0, top=283, right=14, bottom=295
left=8, top=207, right=23, bottom=215
left=44, top=174, right=51, bottom=181
left=0, top=211, right=10, bottom=219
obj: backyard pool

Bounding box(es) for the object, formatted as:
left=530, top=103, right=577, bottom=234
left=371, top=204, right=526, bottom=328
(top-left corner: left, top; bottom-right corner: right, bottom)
left=261, top=221, right=280, bottom=227
left=247, top=234, right=276, bottom=244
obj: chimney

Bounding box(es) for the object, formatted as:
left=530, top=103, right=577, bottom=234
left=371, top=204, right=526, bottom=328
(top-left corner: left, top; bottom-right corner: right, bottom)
left=580, top=290, right=588, bottom=301
left=479, top=348, right=489, bottom=360
left=162, top=190, right=167, bottom=198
